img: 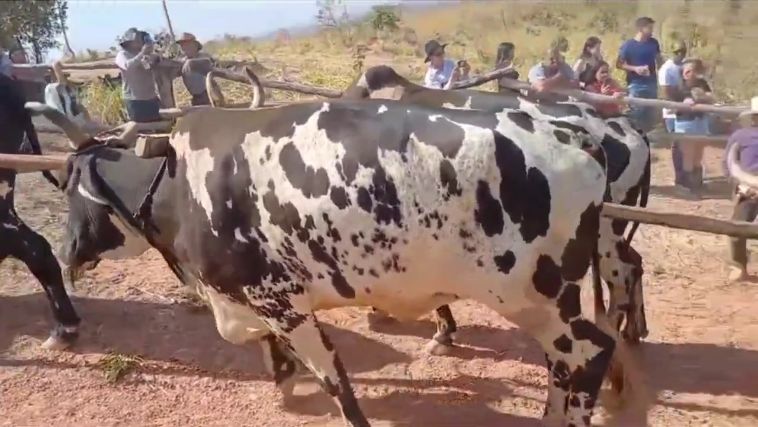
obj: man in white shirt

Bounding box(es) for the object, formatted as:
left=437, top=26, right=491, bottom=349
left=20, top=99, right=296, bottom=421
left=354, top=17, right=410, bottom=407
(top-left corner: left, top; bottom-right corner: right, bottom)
left=658, top=40, right=687, bottom=185
left=422, top=40, right=468, bottom=90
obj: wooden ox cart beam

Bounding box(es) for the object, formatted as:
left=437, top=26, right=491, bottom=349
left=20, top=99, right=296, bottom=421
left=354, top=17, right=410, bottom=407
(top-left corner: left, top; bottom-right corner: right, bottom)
left=602, top=203, right=758, bottom=239
left=497, top=79, right=747, bottom=117
left=646, top=130, right=730, bottom=148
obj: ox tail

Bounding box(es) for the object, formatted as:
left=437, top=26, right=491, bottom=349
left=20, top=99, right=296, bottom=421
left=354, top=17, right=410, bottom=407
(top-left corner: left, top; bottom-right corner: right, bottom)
left=624, top=134, right=651, bottom=245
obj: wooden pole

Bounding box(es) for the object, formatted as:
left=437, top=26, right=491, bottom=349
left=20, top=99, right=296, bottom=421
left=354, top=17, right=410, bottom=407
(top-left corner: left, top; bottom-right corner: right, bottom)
left=496, top=78, right=747, bottom=117
left=602, top=203, right=758, bottom=239
left=161, top=0, right=177, bottom=42
left=58, top=3, right=76, bottom=60
left=647, top=130, right=730, bottom=147
left=449, top=67, right=518, bottom=90
left=0, top=153, right=69, bottom=173
left=207, top=67, right=342, bottom=98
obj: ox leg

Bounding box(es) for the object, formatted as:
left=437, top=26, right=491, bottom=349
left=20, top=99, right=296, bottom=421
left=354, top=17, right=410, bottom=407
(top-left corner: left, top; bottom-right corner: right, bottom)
left=535, top=302, right=616, bottom=426
left=3, top=217, right=80, bottom=349
left=256, top=310, right=368, bottom=427
left=598, top=226, right=647, bottom=343
left=621, top=245, right=647, bottom=343
left=425, top=305, right=458, bottom=355
left=261, top=333, right=302, bottom=402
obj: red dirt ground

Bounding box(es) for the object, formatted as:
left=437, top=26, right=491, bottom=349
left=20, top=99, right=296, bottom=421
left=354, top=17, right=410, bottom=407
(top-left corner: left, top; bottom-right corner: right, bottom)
left=1, top=139, right=757, bottom=426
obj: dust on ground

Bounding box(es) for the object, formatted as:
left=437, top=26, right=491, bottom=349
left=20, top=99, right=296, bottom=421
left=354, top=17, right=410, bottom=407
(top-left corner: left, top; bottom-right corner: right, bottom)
left=1, top=140, right=757, bottom=427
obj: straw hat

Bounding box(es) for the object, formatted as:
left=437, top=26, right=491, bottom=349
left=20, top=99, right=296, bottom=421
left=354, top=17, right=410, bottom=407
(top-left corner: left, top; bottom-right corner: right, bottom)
left=176, top=32, right=202, bottom=50
left=739, top=96, right=758, bottom=118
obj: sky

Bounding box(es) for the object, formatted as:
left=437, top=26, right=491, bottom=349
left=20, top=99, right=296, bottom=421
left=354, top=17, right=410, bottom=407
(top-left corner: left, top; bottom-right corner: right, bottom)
left=50, top=0, right=397, bottom=60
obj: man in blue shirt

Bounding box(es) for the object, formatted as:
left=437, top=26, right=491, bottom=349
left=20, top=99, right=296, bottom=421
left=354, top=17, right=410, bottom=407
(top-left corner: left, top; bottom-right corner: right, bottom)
left=616, top=16, right=663, bottom=132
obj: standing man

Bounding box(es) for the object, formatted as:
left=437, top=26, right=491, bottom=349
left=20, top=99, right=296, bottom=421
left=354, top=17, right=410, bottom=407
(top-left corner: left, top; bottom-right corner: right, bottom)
left=176, top=32, right=214, bottom=106
left=617, top=16, right=663, bottom=132
left=724, top=97, right=758, bottom=281
left=115, top=28, right=161, bottom=122
left=659, top=40, right=688, bottom=186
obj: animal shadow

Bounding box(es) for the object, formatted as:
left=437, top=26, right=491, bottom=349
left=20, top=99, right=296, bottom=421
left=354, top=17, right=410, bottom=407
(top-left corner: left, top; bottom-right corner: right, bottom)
left=367, top=315, right=543, bottom=366
left=285, top=375, right=541, bottom=427
left=0, top=293, right=411, bottom=379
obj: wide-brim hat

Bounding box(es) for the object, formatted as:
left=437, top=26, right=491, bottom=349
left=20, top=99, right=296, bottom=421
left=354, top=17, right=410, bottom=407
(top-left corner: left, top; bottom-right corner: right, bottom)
left=739, top=96, right=758, bottom=118
left=424, top=40, right=446, bottom=63
left=176, top=32, right=202, bottom=50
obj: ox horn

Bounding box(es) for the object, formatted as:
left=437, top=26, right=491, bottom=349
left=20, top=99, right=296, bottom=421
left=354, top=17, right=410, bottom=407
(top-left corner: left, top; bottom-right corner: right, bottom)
left=727, top=142, right=758, bottom=189
left=25, top=102, right=90, bottom=148
left=205, top=70, right=227, bottom=108
left=243, top=65, right=264, bottom=109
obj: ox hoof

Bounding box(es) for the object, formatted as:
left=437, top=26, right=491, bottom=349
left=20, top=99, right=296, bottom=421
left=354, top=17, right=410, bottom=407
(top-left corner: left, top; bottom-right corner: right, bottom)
left=622, top=322, right=648, bottom=345
left=366, top=310, right=394, bottom=329
left=607, top=359, right=625, bottom=395
left=424, top=339, right=454, bottom=356
left=728, top=266, right=749, bottom=283
left=41, top=326, right=79, bottom=351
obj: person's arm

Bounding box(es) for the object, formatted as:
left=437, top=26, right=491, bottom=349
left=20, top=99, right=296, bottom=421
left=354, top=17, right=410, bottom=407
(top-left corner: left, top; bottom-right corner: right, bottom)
left=616, top=41, right=647, bottom=75
left=423, top=68, right=438, bottom=89
left=115, top=51, right=146, bottom=71
left=654, top=39, right=664, bottom=69
left=572, top=58, right=585, bottom=77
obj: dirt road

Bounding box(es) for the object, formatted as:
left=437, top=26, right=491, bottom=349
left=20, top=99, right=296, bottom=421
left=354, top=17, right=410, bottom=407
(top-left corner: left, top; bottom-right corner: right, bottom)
left=1, top=143, right=757, bottom=426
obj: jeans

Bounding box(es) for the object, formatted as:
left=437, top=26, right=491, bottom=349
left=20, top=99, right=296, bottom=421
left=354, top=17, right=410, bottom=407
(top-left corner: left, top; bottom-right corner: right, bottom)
left=628, top=81, right=658, bottom=132
left=125, top=98, right=161, bottom=122
left=730, top=190, right=758, bottom=269
left=665, top=118, right=684, bottom=184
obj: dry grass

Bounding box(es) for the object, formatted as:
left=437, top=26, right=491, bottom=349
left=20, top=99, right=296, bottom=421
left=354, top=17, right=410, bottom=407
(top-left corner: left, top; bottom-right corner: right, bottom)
left=81, top=0, right=758, bottom=114
left=98, top=352, right=144, bottom=384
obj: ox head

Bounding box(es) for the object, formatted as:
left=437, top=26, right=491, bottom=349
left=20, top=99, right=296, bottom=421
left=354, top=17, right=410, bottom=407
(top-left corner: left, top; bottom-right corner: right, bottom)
left=342, top=65, right=408, bottom=100
left=19, top=104, right=152, bottom=282
left=11, top=66, right=267, bottom=283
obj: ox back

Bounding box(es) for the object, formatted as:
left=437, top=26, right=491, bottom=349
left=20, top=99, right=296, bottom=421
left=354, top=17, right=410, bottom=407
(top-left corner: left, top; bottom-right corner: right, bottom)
left=59, top=99, right=614, bottom=426
left=346, top=65, right=650, bottom=345
left=0, top=74, right=80, bottom=349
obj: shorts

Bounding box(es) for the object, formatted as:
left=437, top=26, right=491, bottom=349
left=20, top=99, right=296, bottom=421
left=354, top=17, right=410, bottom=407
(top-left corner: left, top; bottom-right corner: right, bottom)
left=674, top=116, right=710, bottom=135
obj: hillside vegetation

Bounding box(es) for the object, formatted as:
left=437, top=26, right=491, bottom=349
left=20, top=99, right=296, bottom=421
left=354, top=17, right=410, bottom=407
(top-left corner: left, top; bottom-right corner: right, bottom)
left=83, top=0, right=758, bottom=123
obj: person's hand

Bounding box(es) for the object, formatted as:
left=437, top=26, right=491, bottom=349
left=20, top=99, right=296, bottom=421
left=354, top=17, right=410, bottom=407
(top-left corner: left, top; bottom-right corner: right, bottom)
left=683, top=97, right=696, bottom=106
left=460, top=61, right=471, bottom=77
left=532, top=79, right=547, bottom=92
left=634, top=65, right=650, bottom=76
left=141, top=42, right=154, bottom=55
left=450, top=67, right=461, bottom=82
left=612, top=92, right=626, bottom=99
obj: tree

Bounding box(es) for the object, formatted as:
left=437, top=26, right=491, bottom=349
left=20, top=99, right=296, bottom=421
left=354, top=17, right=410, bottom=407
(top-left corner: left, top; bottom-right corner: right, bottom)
left=0, top=0, right=69, bottom=63
left=368, top=5, right=400, bottom=33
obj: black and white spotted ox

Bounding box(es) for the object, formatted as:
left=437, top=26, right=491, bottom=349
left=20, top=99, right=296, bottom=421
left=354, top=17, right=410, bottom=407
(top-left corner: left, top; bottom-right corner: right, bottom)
left=26, top=94, right=621, bottom=426
left=344, top=65, right=650, bottom=351
left=0, top=74, right=81, bottom=349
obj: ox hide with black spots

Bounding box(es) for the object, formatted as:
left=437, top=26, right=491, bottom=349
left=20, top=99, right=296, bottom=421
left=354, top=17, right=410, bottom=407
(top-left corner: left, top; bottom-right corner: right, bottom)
left=53, top=99, right=615, bottom=426
left=0, top=74, right=80, bottom=349
left=345, top=65, right=650, bottom=349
